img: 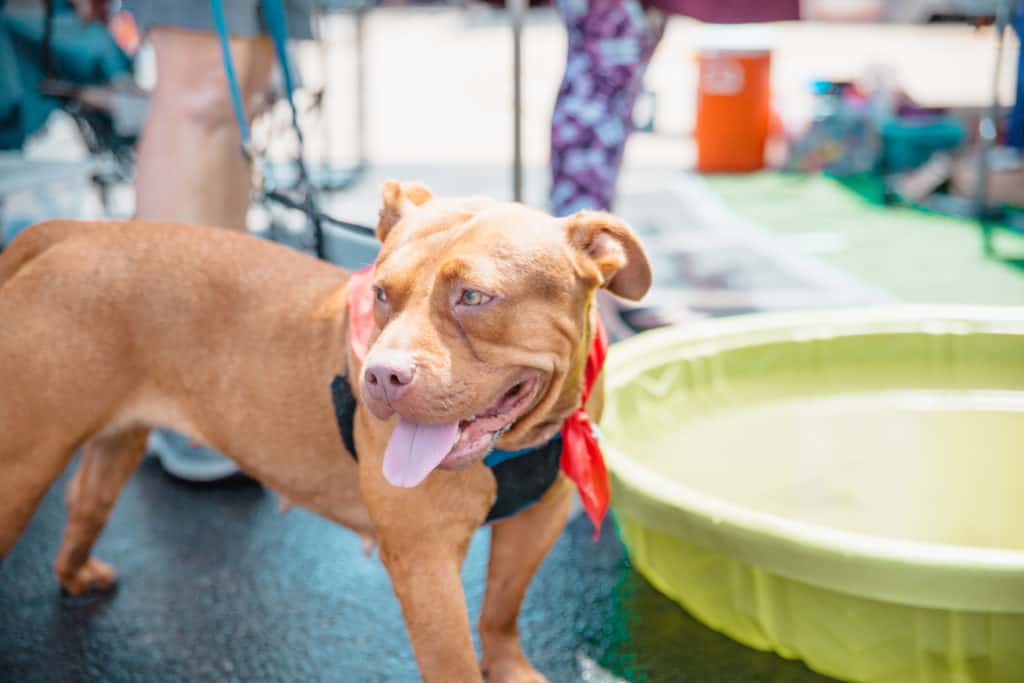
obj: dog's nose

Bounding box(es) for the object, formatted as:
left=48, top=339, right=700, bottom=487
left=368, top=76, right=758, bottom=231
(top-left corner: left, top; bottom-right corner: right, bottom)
left=363, top=353, right=417, bottom=403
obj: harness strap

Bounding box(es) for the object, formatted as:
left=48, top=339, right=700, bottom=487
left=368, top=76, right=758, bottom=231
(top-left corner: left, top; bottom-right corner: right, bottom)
left=330, top=375, right=359, bottom=459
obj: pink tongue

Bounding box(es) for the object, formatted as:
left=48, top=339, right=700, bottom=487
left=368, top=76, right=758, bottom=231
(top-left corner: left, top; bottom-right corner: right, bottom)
left=383, top=418, right=460, bottom=487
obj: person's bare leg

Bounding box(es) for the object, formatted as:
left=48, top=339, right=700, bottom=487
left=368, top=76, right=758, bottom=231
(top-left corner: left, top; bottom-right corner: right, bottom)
left=134, top=28, right=275, bottom=480
left=133, top=28, right=274, bottom=229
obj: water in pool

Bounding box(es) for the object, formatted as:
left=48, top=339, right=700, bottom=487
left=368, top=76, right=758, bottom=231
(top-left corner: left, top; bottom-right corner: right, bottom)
left=642, top=389, right=1024, bottom=551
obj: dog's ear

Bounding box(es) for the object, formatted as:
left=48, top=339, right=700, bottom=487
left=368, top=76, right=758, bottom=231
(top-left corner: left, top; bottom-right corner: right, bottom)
left=564, top=210, right=652, bottom=301
left=377, top=180, right=433, bottom=243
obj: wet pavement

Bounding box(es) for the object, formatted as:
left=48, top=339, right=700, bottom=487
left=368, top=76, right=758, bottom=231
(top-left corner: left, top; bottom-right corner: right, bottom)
left=1, top=456, right=836, bottom=683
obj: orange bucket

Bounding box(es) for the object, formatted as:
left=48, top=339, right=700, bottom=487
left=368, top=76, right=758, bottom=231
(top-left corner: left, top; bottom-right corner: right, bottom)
left=695, top=40, right=772, bottom=173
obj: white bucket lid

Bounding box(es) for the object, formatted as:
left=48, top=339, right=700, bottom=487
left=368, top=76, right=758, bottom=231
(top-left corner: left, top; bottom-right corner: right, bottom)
left=696, top=24, right=776, bottom=55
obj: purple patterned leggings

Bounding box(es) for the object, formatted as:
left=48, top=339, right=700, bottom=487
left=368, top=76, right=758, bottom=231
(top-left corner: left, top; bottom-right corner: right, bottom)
left=549, top=0, right=666, bottom=216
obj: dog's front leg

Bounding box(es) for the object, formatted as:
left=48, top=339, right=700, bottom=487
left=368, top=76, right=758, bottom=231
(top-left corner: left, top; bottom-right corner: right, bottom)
left=381, top=539, right=482, bottom=682
left=479, top=475, right=573, bottom=683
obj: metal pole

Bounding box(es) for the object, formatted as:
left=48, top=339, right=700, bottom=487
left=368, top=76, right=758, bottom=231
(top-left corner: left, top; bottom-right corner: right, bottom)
left=508, top=0, right=527, bottom=203
left=354, top=5, right=369, bottom=170
left=974, top=0, right=1012, bottom=254
left=314, top=6, right=333, bottom=176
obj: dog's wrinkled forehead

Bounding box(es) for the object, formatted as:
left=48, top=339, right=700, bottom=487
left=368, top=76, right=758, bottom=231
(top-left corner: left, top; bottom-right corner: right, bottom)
left=373, top=180, right=653, bottom=303
left=376, top=201, right=572, bottom=301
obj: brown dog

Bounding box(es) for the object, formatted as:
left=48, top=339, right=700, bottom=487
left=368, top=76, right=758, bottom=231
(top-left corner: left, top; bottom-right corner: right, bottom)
left=0, top=182, right=651, bottom=682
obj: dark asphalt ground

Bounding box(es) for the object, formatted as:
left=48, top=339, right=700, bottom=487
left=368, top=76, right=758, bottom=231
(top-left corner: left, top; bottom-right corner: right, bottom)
left=1, top=454, right=837, bottom=682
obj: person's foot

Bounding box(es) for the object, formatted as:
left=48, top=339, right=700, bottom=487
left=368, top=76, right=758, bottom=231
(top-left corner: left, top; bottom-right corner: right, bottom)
left=147, top=429, right=241, bottom=482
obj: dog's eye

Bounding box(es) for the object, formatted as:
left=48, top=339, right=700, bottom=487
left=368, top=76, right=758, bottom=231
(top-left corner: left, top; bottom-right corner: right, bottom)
left=458, top=289, right=492, bottom=306
left=374, top=287, right=388, bottom=303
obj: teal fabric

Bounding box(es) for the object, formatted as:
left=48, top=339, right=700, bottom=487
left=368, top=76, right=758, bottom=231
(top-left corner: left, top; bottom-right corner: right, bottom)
left=0, top=3, right=131, bottom=150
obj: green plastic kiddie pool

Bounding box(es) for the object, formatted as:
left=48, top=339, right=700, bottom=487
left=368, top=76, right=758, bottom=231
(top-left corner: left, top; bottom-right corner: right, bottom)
left=600, top=306, right=1024, bottom=683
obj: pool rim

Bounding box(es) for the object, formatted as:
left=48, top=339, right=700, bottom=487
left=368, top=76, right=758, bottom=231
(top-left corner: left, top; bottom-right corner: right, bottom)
left=603, top=304, right=1024, bottom=614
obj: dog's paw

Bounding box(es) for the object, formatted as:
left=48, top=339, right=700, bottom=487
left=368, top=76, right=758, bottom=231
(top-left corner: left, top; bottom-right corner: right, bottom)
left=481, top=654, right=549, bottom=683
left=58, top=556, right=118, bottom=596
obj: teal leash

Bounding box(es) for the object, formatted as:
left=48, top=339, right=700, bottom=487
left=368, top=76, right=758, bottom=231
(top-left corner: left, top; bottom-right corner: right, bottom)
left=209, top=0, right=375, bottom=256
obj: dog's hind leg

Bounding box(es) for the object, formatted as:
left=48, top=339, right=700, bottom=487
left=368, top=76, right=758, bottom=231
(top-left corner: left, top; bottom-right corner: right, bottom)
left=54, top=426, right=149, bottom=595
left=479, top=476, right=573, bottom=683
left=0, top=233, right=141, bottom=564
left=0, top=436, right=80, bottom=557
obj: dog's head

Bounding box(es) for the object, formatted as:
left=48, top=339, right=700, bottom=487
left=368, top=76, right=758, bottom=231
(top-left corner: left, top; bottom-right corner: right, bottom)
left=358, top=181, right=651, bottom=487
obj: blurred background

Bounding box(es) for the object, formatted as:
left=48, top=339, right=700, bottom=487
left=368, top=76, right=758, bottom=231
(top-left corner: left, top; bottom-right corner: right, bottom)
left=0, top=0, right=1021, bottom=681
left=2, top=0, right=1022, bottom=324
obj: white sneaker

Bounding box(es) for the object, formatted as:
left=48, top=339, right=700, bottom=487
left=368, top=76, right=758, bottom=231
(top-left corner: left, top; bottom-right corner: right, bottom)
left=147, top=429, right=241, bottom=482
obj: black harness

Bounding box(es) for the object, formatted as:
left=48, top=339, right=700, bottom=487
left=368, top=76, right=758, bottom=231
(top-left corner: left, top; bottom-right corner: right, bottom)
left=330, top=376, right=560, bottom=523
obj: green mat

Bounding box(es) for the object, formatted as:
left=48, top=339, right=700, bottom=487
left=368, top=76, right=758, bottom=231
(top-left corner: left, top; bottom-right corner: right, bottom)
left=704, top=173, right=1024, bottom=306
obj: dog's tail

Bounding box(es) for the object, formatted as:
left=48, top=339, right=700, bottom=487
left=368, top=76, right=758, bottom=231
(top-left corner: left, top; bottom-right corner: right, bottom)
left=0, top=220, right=84, bottom=290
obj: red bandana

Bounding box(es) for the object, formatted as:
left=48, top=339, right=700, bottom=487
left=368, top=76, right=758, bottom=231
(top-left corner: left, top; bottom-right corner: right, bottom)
left=560, top=308, right=609, bottom=538
left=346, top=265, right=611, bottom=537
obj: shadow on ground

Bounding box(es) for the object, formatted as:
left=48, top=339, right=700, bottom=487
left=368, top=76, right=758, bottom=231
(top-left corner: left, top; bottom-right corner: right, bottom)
left=1, top=454, right=834, bottom=682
